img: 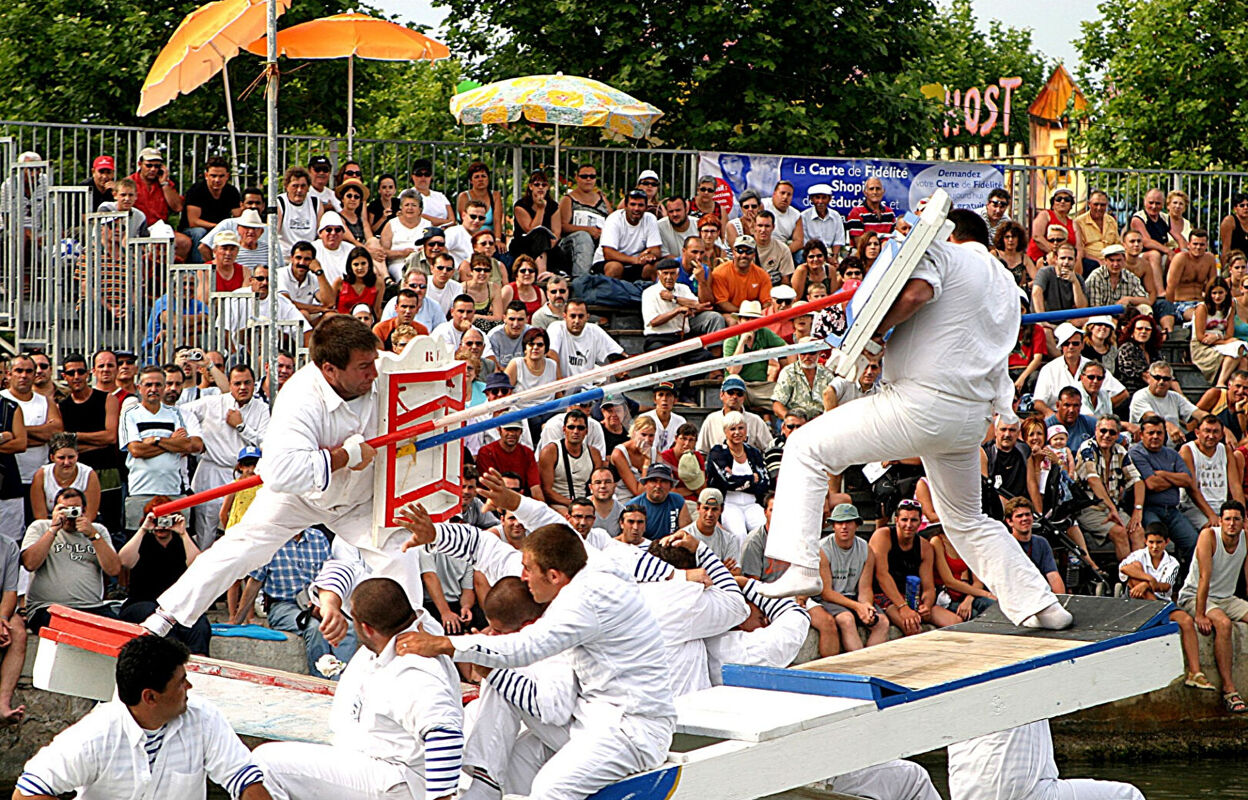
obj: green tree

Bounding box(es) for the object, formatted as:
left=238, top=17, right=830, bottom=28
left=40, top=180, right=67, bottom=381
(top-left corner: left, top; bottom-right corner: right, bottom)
left=1074, top=0, right=1248, bottom=170
left=910, top=0, right=1050, bottom=150
left=435, top=0, right=941, bottom=157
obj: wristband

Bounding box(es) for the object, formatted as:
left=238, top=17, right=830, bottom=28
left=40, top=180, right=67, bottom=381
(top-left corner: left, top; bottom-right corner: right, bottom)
left=1134, top=504, right=1143, bottom=509
left=342, top=434, right=366, bottom=468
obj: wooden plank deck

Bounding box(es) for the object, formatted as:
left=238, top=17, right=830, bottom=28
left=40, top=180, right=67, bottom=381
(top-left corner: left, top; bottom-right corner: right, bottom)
left=798, top=630, right=1081, bottom=690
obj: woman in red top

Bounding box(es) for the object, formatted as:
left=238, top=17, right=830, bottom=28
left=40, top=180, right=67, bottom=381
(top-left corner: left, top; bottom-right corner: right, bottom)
left=334, top=245, right=381, bottom=318
left=1027, top=188, right=1079, bottom=264
left=930, top=531, right=996, bottom=621
left=500, top=255, right=546, bottom=319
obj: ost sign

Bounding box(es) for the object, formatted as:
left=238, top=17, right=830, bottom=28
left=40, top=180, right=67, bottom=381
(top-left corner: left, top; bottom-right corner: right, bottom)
left=943, top=77, right=1022, bottom=138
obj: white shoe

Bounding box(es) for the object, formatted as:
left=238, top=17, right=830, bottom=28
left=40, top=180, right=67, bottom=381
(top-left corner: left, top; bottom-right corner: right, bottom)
left=757, top=564, right=822, bottom=598
left=1022, top=602, right=1074, bottom=630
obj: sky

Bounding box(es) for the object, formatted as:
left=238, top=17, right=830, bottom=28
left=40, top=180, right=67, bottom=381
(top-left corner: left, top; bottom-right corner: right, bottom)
left=371, top=0, right=1100, bottom=70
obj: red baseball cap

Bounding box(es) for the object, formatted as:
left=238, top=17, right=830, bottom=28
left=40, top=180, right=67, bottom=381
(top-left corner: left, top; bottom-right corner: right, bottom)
left=92, top=156, right=115, bottom=171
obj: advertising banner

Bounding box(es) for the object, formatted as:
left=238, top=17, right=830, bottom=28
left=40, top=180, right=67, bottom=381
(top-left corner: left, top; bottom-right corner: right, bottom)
left=698, top=152, right=1005, bottom=220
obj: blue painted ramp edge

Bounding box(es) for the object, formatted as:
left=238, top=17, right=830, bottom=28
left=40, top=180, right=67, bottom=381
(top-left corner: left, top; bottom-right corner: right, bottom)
left=589, top=764, right=681, bottom=800
left=722, top=664, right=910, bottom=703
left=722, top=622, right=1179, bottom=710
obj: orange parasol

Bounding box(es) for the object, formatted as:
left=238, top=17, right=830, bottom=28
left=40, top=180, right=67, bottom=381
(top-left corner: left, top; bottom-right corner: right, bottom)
left=246, top=12, right=450, bottom=154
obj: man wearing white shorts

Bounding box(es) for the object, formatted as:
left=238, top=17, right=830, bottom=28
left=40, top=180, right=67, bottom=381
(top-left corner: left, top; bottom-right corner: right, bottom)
left=762, top=210, right=1070, bottom=631
left=142, top=315, right=421, bottom=638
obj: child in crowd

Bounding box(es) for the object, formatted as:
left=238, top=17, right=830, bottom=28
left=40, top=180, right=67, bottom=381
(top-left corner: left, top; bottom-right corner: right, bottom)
left=219, top=446, right=262, bottom=624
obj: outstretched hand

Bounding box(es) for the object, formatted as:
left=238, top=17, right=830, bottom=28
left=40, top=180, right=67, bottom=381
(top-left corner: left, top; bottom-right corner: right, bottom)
left=398, top=502, right=436, bottom=551
left=478, top=468, right=523, bottom=513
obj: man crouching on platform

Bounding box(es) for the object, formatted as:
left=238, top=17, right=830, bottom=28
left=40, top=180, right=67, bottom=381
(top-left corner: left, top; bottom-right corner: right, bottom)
left=396, top=517, right=676, bottom=800
left=253, top=577, right=464, bottom=800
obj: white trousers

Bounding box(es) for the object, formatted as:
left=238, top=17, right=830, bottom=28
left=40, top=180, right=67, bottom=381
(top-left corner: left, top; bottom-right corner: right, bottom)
left=824, top=759, right=941, bottom=800
left=766, top=383, right=1057, bottom=624
left=156, top=486, right=422, bottom=626
left=948, top=721, right=1144, bottom=800
left=190, top=461, right=234, bottom=550
left=720, top=501, right=766, bottom=543
left=461, top=680, right=569, bottom=800
left=253, top=742, right=415, bottom=800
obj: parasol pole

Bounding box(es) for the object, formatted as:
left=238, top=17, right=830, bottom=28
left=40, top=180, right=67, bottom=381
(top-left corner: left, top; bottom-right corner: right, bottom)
left=347, top=52, right=355, bottom=157
left=217, top=51, right=240, bottom=176
left=554, top=123, right=560, bottom=193
left=264, top=0, right=279, bottom=408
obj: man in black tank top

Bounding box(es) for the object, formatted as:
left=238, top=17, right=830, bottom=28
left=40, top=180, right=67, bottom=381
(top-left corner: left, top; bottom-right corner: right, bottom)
left=537, top=408, right=602, bottom=510
left=868, top=502, right=961, bottom=636
left=57, top=354, right=123, bottom=536
left=982, top=419, right=1030, bottom=505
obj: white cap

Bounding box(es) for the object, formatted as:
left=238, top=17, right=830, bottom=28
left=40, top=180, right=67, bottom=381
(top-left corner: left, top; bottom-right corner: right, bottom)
left=638, top=169, right=659, bottom=182
left=1054, top=322, right=1081, bottom=347
left=807, top=183, right=833, bottom=196
left=319, top=210, right=345, bottom=232
left=1085, top=315, right=1116, bottom=330
left=771, top=285, right=797, bottom=301
left=213, top=230, right=240, bottom=248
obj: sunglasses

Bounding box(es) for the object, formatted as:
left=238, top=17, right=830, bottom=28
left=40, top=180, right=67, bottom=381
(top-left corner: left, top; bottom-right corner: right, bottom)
left=412, top=169, right=432, bottom=177
left=1149, top=373, right=1172, bottom=381
left=1047, top=238, right=1064, bottom=244
left=843, top=270, right=864, bottom=278
left=639, top=180, right=659, bottom=187
left=1062, top=340, right=1083, bottom=347
left=989, top=200, right=1008, bottom=207
left=311, top=166, right=330, bottom=173
left=565, top=424, right=588, bottom=431
left=1135, top=325, right=1153, bottom=332
left=343, top=169, right=362, bottom=177
left=412, top=283, right=427, bottom=289
left=426, top=241, right=446, bottom=247
left=734, top=246, right=755, bottom=254
left=34, top=362, right=50, bottom=370
left=471, top=267, right=490, bottom=274
left=118, top=358, right=136, bottom=366
left=434, top=265, right=454, bottom=271
left=468, top=214, right=486, bottom=221
left=1085, top=374, right=1105, bottom=381
left=1096, top=428, right=1118, bottom=435
left=698, top=187, right=715, bottom=193
left=517, top=268, right=536, bottom=275
left=63, top=368, right=87, bottom=376
left=897, top=499, right=922, bottom=510
left=724, top=389, right=745, bottom=396
left=1054, top=196, right=1073, bottom=203
left=578, top=173, right=597, bottom=179
left=253, top=276, right=269, bottom=283
left=548, top=288, right=568, bottom=295
left=322, top=227, right=344, bottom=233
left=530, top=182, right=549, bottom=188
left=741, top=203, right=759, bottom=210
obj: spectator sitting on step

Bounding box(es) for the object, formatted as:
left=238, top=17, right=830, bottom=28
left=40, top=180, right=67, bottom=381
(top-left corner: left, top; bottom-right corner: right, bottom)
left=1176, top=500, right=1248, bottom=713
left=233, top=525, right=357, bottom=680
left=20, top=487, right=119, bottom=633
left=659, top=422, right=706, bottom=504
left=1197, top=368, right=1248, bottom=447
left=117, top=498, right=210, bottom=655
left=809, top=503, right=889, bottom=657
left=611, top=415, right=656, bottom=502
left=538, top=408, right=604, bottom=513
left=592, top=189, right=662, bottom=280
left=474, top=421, right=543, bottom=501
left=706, top=412, right=771, bottom=543
left=1076, top=359, right=1119, bottom=420
left=1129, top=360, right=1207, bottom=444
left=697, top=375, right=774, bottom=454
left=711, top=235, right=774, bottom=321
left=548, top=298, right=624, bottom=394
left=30, top=432, right=101, bottom=522
left=642, top=258, right=723, bottom=400
left=981, top=416, right=1029, bottom=507
left=1118, top=524, right=1210, bottom=692
left=752, top=210, right=795, bottom=286
left=538, top=402, right=607, bottom=461
left=625, top=462, right=691, bottom=541
left=1179, top=416, right=1242, bottom=535
left=772, top=337, right=834, bottom=420
left=1003, top=496, right=1065, bottom=593
left=721, top=301, right=784, bottom=412
left=869, top=500, right=961, bottom=637
left=930, top=528, right=997, bottom=622
left=1073, top=414, right=1144, bottom=561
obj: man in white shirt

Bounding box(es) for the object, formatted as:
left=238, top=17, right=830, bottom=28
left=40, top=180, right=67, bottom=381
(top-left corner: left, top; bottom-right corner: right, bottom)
left=1, top=354, right=61, bottom=514
left=395, top=523, right=677, bottom=800
left=219, top=267, right=313, bottom=356
left=252, top=578, right=463, bottom=800
left=761, top=209, right=1070, bottom=634
left=16, top=636, right=272, bottom=800
left=801, top=183, right=848, bottom=261
left=641, top=258, right=723, bottom=401
left=549, top=299, right=624, bottom=394
left=275, top=166, right=323, bottom=260
left=1077, top=360, right=1119, bottom=419
left=593, top=189, right=662, bottom=281
left=656, top=196, right=700, bottom=258
left=432, top=296, right=495, bottom=358
left=697, top=376, right=774, bottom=454
left=307, top=155, right=341, bottom=212
left=1032, top=322, right=1127, bottom=417
left=277, top=241, right=334, bottom=325
left=426, top=253, right=464, bottom=315
left=639, top=382, right=686, bottom=457
left=445, top=198, right=488, bottom=264
left=180, top=364, right=271, bottom=548
left=120, top=366, right=204, bottom=534
left=312, top=210, right=351, bottom=284
left=762, top=180, right=805, bottom=254
left=141, top=316, right=424, bottom=640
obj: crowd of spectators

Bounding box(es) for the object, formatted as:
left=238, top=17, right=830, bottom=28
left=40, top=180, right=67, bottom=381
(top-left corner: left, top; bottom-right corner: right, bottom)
left=5, top=149, right=1248, bottom=699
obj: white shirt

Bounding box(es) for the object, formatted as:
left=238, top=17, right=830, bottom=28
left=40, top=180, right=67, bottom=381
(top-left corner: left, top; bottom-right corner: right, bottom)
left=444, top=224, right=475, bottom=264
left=826, top=375, right=879, bottom=407
left=1, top=389, right=49, bottom=482
left=418, top=189, right=453, bottom=223
left=706, top=579, right=811, bottom=684
left=593, top=209, right=662, bottom=264
left=1034, top=356, right=1126, bottom=411
left=277, top=194, right=319, bottom=259
left=801, top=206, right=848, bottom=247
left=639, top=409, right=687, bottom=457
left=679, top=521, right=742, bottom=564
left=548, top=321, right=624, bottom=391
left=276, top=265, right=321, bottom=307
left=218, top=291, right=311, bottom=334
left=119, top=402, right=201, bottom=496
left=451, top=559, right=677, bottom=721
left=431, top=322, right=494, bottom=358
left=762, top=199, right=801, bottom=245
left=382, top=295, right=445, bottom=333
left=202, top=220, right=269, bottom=269
left=538, top=412, right=607, bottom=461
left=309, top=184, right=340, bottom=213
left=330, top=619, right=464, bottom=799
left=313, top=240, right=350, bottom=285
left=426, top=279, right=463, bottom=316
left=257, top=361, right=377, bottom=508
left=1129, top=387, right=1197, bottom=427
left=16, top=696, right=262, bottom=800
left=180, top=394, right=270, bottom=469
left=883, top=241, right=1024, bottom=419
left=642, top=282, right=697, bottom=336
left=1078, top=384, right=1116, bottom=417
left=1118, top=547, right=1180, bottom=586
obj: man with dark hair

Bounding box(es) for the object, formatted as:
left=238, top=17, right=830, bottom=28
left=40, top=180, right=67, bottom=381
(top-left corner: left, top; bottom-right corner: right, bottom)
left=538, top=409, right=603, bottom=511
left=16, top=635, right=271, bottom=799
left=978, top=187, right=1011, bottom=243
left=549, top=298, right=624, bottom=394
left=753, top=210, right=794, bottom=285
left=373, top=288, right=430, bottom=352
left=278, top=240, right=334, bottom=325
left=1129, top=414, right=1212, bottom=564
left=183, top=156, right=242, bottom=258
left=59, top=352, right=122, bottom=534
left=20, top=488, right=118, bottom=633
left=120, top=366, right=203, bottom=537
left=252, top=576, right=465, bottom=800
left=593, top=189, right=661, bottom=280
left=142, top=315, right=421, bottom=646
left=487, top=301, right=533, bottom=371
left=627, top=463, right=692, bottom=541
left=395, top=519, right=676, bottom=800
left=1045, top=386, right=1098, bottom=454
left=180, top=364, right=270, bottom=548
left=476, top=421, right=543, bottom=501
left=1004, top=496, right=1065, bottom=593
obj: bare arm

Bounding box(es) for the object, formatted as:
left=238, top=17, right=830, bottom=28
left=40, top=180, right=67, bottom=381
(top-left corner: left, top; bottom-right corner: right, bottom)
left=232, top=578, right=264, bottom=625
left=25, top=399, right=62, bottom=444
left=873, top=278, right=934, bottom=338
